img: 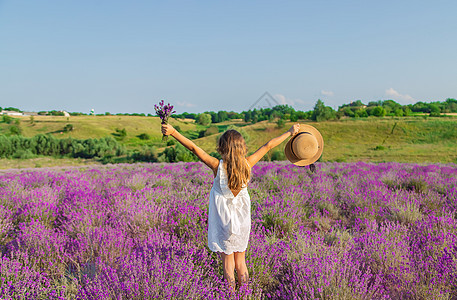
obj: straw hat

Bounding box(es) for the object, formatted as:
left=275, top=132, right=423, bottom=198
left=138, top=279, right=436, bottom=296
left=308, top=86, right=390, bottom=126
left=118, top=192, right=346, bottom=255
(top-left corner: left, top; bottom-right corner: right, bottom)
left=284, top=124, right=324, bottom=166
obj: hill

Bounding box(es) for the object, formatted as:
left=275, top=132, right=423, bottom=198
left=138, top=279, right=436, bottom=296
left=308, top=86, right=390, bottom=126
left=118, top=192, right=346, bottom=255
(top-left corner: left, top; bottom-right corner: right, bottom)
left=1, top=115, right=456, bottom=168
left=192, top=117, right=457, bottom=163
left=0, top=115, right=198, bottom=148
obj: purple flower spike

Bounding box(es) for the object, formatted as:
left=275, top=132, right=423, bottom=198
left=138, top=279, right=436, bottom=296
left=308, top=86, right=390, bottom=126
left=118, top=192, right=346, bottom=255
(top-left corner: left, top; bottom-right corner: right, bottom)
left=154, top=100, right=175, bottom=141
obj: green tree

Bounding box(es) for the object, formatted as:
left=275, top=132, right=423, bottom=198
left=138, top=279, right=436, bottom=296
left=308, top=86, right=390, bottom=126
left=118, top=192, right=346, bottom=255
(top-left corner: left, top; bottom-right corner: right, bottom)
left=371, top=106, right=386, bottom=117
left=429, top=104, right=440, bottom=117
left=367, top=101, right=382, bottom=107
left=207, top=111, right=219, bottom=123
left=382, top=100, right=402, bottom=115
left=410, top=102, right=428, bottom=113
left=4, top=107, right=22, bottom=112
left=227, top=111, right=243, bottom=119
left=289, top=112, right=298, bottom=122
left=354, top=108, right=368, bottom=118
left=394, top=108, right=404, bottom=117
left=403, top=107, right=412, bottom=116
left=243, top=112, right=251, bottom=123
left=312, top=100, right=336, bottom=122
left=250, top=109, right=260, bottom=124
left=350, top=100, right=364, bottom=107
left=295, top=110, right=310, bottom=120
left=444, top=98, right=457, bottom=112
left=341, top=107, right=355, bottom=117
left=217, top=111, right=228, bottom=122
left=197, top=113, right=212, bottom=126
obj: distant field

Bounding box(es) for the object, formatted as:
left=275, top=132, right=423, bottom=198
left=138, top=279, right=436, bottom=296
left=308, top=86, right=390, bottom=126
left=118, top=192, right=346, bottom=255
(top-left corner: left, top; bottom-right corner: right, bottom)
left=1, top=115, right=457, bottom=168
left=194, top=117, right=457, bottom=164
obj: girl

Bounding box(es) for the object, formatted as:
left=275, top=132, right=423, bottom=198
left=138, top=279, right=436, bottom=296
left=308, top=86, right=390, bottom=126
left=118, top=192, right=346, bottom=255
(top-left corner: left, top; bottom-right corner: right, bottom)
left=161, top=123, right=300, bottom=290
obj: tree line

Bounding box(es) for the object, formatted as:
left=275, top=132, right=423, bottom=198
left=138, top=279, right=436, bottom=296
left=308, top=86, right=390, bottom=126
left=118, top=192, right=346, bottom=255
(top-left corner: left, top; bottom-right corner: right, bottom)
left=3, top=98, right=456, bottom=121
left=174, top=98, right=457, bottom=125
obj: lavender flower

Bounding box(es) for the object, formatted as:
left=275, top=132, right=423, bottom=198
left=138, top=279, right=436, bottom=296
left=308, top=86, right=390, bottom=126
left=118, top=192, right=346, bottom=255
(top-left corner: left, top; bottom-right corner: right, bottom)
left=154, top=100, right=176, bottom=141
left=1, top=162, right=456, bottom=298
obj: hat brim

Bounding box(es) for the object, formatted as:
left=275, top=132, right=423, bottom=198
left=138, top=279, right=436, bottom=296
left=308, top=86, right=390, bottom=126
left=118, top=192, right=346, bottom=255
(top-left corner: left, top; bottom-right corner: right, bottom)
left=284, top=124, right=324, bottom=166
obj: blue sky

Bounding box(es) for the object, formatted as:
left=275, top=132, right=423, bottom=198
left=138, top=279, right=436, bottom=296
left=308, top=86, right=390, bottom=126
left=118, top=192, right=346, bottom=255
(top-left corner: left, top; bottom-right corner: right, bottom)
left=1, top=0, right=456, bottom=114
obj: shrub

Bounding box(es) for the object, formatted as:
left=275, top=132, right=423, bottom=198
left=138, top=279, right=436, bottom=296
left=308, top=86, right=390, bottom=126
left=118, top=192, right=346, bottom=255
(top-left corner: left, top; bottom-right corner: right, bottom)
left=277, top=119, right=285, bottom=128
left=137, top=133, right=150, bottom=140
left=130, top=145, right=158, bottom=162
left=226, top=125, right=250, bottom=143
left=271, top=150, right=285, bottom=161
left=12, top=149, right=35, bottom=159
left=176, top=144, right=198, bottom=162
left=113, top=128, right=127, bottom=140
left=2, top=115, right=13, bottom=124
left=0, top=134, right=126, bottom=160
left=63, top=124, right=74, bottom=132
left=9, top=125, right=22, bottom=135
left=160, top=144, right=198, bottom=162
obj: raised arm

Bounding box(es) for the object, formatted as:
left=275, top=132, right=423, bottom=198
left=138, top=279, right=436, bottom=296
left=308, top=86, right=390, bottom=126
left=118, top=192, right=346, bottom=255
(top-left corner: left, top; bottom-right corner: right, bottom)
left=162, top=124, right=219, bottom=174
left=246, top=123, right=300, bottom=167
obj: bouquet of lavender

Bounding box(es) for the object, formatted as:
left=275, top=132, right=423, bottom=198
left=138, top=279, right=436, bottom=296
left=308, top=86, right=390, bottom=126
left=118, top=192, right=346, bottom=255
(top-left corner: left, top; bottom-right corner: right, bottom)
left=154, top=100, right=176, bottom=141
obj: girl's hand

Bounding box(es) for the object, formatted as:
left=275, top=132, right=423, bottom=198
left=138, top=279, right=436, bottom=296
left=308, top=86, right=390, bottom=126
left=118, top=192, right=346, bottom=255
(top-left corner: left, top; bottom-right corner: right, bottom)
left=287, top=123, right=300, bottom=136
left=161, top=124, right=176, bottom=136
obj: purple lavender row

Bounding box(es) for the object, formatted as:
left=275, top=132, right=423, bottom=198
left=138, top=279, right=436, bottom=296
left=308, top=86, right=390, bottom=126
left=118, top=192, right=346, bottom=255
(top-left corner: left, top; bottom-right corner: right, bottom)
left=0, top=162, right=456, bottom=299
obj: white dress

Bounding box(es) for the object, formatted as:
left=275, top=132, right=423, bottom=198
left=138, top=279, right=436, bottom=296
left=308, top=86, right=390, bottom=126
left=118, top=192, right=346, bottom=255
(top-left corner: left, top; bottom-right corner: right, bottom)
left=208, top=160, right=251, bottom=255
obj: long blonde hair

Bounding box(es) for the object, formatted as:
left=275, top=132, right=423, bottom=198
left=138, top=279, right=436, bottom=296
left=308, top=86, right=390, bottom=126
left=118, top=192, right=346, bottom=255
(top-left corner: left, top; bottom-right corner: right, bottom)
left=217, top=130, right=251, bottom=190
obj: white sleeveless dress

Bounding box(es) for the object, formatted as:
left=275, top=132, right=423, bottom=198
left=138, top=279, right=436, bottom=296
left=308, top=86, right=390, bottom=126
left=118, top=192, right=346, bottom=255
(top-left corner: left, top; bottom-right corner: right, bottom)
left=208, top=160, right=251, bottom=254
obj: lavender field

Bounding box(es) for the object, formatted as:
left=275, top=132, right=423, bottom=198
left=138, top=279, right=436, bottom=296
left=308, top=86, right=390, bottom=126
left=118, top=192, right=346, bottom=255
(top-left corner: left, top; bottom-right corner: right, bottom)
left=0, top=162, right=456, bottom=299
